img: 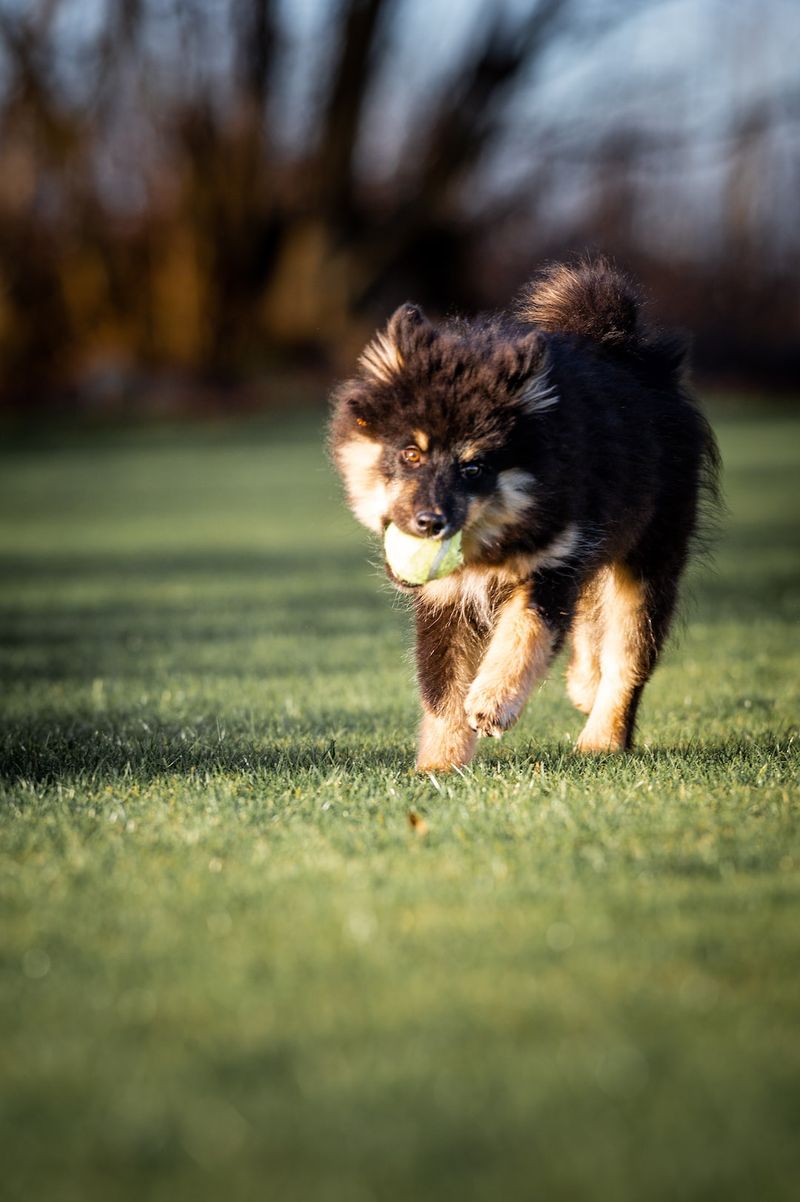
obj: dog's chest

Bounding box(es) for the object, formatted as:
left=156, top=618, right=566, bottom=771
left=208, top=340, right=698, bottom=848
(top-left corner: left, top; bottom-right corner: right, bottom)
left=420, top=564, right=520, bottom=628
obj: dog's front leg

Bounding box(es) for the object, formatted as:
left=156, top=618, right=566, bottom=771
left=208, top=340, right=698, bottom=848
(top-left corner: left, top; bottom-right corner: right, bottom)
left=415, top=600, right=485, bottom=772
left=464, top=583, right=560, bottom=738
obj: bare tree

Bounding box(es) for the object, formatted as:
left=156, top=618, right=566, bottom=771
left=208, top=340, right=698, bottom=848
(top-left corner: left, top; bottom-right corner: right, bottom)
left=0, top=0, right=796, bottom=406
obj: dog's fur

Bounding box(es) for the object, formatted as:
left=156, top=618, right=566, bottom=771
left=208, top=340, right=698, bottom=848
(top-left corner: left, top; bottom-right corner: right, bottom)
left=329, top=258, right=720, bottom=770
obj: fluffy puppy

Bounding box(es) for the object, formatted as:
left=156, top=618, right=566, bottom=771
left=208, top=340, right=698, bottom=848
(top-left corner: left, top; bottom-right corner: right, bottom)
left=329, top=259, right=719, bottom=771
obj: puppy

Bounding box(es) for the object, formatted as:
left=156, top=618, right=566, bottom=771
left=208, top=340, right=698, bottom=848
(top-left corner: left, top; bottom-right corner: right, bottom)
left=329, top=259, right=719, bottom=771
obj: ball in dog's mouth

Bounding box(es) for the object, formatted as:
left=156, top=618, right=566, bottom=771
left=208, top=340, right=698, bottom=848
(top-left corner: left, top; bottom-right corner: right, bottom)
left=383, top=523, right=464, bottom=586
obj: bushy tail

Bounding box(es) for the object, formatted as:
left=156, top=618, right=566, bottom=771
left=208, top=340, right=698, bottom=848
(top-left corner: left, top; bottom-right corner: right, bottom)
left=518, top=257, right=687, bottom=377
left=521, top=257, right=721, bottom=546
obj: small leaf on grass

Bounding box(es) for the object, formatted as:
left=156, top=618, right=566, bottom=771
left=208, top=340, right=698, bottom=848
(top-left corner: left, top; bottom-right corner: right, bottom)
left=407, top=810, right=429, bottom=836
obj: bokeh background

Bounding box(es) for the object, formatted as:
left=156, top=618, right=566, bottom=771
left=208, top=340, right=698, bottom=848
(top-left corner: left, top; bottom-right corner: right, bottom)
left=0, top=0, right=798, bottom=414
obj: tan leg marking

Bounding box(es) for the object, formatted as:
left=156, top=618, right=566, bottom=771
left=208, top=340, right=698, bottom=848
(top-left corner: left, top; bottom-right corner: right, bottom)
left=464, top=587, right=554, bottom=737
left=566, top=574, right=603, bottom=714
left=416, top=712, right=477, bottom=772
left=576, top=563, right=649, bottom=753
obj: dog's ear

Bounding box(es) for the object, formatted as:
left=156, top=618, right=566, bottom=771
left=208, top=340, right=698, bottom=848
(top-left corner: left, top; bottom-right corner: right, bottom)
left=358, top=303, right=434, bottom=384
left=508, top=330, right=558, bottom=415
left=386, top=302, right=429, bottom=350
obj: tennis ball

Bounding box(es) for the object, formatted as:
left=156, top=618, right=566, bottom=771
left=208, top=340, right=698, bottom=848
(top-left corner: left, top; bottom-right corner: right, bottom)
left=384, top=523, right=464, bottom=585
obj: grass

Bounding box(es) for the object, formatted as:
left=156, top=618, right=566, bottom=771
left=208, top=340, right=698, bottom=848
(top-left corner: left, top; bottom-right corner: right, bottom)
left=0, top=407, right=798, bottom=1202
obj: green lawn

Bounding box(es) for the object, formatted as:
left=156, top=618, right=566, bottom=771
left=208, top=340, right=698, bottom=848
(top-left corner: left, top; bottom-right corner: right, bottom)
left=1, top=409, right=798, bottom=1202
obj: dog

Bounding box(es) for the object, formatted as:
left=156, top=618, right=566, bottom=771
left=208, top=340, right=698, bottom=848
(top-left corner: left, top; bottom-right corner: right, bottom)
left=329, top=258, right=719, bottom=771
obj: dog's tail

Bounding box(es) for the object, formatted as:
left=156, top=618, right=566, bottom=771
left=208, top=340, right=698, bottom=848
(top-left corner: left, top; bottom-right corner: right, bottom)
left=518, top=257, right=686, bottom=377
left=521, top=257, right=721, bottom=543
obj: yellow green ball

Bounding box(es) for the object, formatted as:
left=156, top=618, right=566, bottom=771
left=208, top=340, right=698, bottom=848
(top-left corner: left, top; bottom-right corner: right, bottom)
left=383, top=523, right=464, bottom=585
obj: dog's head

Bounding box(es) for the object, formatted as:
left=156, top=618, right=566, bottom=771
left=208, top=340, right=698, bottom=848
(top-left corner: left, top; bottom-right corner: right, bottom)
left=330, top=303, right=558, bottom=569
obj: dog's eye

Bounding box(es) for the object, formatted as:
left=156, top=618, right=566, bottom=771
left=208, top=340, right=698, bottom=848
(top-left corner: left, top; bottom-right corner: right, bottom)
left=460, top=462, right=483, bottom=480
left=400, top=447, right=422, bottom=466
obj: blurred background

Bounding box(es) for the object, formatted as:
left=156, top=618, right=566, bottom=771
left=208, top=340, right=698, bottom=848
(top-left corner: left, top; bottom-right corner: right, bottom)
left=0, top=0, right=797, bottom=415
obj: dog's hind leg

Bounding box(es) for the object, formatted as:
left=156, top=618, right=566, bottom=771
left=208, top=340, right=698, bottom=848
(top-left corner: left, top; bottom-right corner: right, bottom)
left=576, top=561, right=677, bottom=752
left=415, top=601, right=485, bottom=771
left=566, top=574, right=603, bottom=715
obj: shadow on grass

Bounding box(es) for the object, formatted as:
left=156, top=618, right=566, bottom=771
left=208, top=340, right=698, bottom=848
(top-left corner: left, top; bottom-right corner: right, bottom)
left=0, top=712, right=413, bottom=787
left=0, top=548, right=371, bottom=582
left=0, top=604, right=393, bottom=686
left=0, top=546, right=399, bottom=684
left=1, top=711, right=795, bottom=790
left=477, top=730, right=798, bottom=790
left=4, top=538, right=798, bottom=631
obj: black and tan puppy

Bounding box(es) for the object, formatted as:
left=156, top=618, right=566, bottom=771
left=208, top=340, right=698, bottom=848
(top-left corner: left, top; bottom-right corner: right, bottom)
left=329, top=259, right=719, bottom=771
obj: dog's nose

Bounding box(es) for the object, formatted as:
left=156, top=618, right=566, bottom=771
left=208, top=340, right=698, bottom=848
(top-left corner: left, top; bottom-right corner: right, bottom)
left=414, top=510, right=447, bottom=537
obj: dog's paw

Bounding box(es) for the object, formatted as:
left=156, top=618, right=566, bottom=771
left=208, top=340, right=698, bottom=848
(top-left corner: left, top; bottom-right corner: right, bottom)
left=464, top=682, right=522, bottom=738
left=575, top=715, right=627, bottom=753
